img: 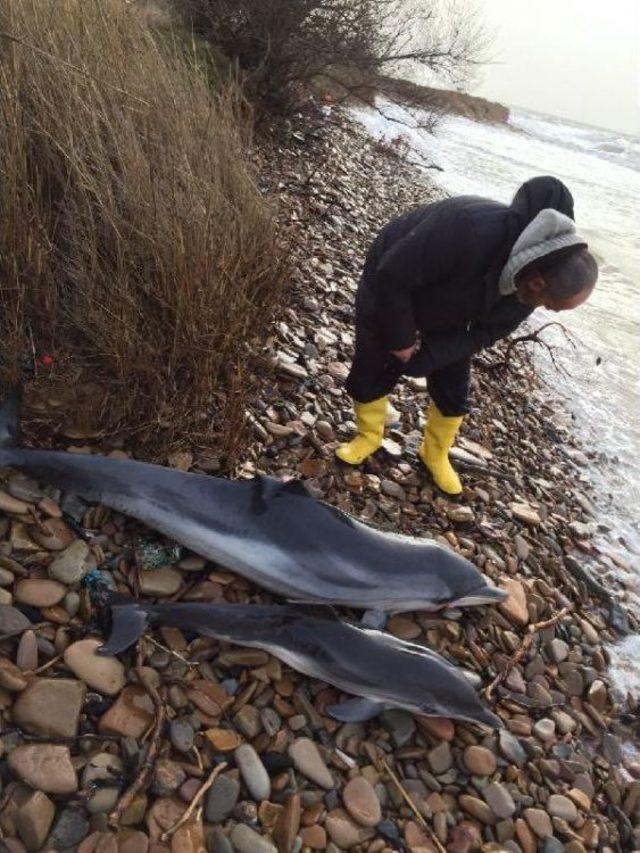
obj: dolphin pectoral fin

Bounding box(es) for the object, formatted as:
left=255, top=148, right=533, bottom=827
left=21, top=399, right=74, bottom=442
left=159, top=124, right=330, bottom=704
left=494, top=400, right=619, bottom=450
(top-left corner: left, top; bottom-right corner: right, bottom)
left=98, top=602, right=150, bottom=656
left=360, top=609, right=388, bottom=630
left=326, top=697, right=385, bottom=722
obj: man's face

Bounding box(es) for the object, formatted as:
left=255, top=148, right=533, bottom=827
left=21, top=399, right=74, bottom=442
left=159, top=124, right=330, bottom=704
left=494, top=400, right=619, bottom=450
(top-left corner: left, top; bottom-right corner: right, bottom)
left=516, top=274, right=594, bottom=313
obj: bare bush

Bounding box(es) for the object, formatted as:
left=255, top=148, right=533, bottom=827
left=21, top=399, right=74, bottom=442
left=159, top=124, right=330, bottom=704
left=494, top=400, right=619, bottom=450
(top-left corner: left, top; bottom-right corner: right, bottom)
left=174, top=0, right=487, bottom=116
left=0, top=0, right=286, bottom=458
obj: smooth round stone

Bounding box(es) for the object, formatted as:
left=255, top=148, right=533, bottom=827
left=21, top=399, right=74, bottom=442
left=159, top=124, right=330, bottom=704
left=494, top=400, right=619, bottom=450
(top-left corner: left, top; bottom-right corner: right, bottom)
left=15, top=578, right=66, bottom=608
left=8, top=744, right=78, bottom=794
left=48, top=540, right=91, bottom=585
left=117, top=831, right=150, bottom=853
left=14, top=789, right=55, bottom=851
left=483, top=782, right=516, bottom=819
left=12, top=678, right=86, bottom=738
left=46, top=806, right=90, bottom=849
left=458, top=795, right=496, bottom=824
left=498, top=579, right=529, bottom=626
left=138, top=566, right=182, bottom=597
left=8, top=476, right=44, bottom=503
left=234, top=743, right=271, bottom=801
left=229, top=824, right=277, bottom=853
left=170, top=719, right=194, bottom=753
left=64, top=639, right=126, bottom=695
left=300, top=825, right=327, bottom=849
left=551, top=710, right=577, bottom=735
left=0, top=567, right=15, bottom=586
left=464, top=745, right=497, bottom=776
left=0, top=657, right=27, bottom=691
left=289, top=737, right=333, bottom=789
left=524, top=807, right=553, bottom=838
left=427, top=741, right=452, bottom=775
left=273, top=793, right=300, bottom=851
left=204, top=774, right=240, bottom=822
left=325, top=808, right=375, bottom=848
left=342, top=776, right=381, bottom=827
left=568, top=787, right=591, bottom=811
left=533, top=718, right=556, bottom=741
left=0, top=489, right=31, bottom=514
left=547, top=793, right=578, bottom=822
left=65, top=591, right=81, bottom=618
left=547, top=638, right=569, bottom=663
left=0, top=603, right=31, bottom=634
left=209, top=828, right=233, bottom=853
left=587, top=679, right=607, bottom=710
left=16, top=629, right=38, bottom=671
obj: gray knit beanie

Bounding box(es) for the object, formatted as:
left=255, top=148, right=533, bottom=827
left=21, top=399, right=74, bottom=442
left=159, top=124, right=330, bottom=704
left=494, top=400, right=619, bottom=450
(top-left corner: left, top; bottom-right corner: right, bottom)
left=499, top=209, right=588, bottom=295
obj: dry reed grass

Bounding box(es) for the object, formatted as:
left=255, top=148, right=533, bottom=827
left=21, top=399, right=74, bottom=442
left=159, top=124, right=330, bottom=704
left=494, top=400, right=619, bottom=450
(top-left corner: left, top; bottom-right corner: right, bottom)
left=0, top=0, right=285, bottom=459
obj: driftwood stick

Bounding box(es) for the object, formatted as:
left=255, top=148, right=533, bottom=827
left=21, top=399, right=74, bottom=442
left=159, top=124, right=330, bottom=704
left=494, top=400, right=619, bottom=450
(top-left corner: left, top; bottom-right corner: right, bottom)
left=381, top=757, right=447, bottom=853
left=485, top=606, right=572, bottom=701
left=108, top=665, right=165, bottom=828
left=161, top=762, right=228, bottom=841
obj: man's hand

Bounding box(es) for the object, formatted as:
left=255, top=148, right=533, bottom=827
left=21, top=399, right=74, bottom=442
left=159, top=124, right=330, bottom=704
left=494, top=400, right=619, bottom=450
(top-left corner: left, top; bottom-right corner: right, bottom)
left=391, top=343, right=417, bottom=364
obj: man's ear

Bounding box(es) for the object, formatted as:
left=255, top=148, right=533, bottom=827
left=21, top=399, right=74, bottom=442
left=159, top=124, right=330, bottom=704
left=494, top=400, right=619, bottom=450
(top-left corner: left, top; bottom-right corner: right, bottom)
left=527, top=273, right=547, bottom=294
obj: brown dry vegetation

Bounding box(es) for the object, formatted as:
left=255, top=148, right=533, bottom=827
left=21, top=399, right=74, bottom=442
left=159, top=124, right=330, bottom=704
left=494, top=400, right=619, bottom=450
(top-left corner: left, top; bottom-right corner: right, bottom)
left=0, top=0, right=286, bottom=458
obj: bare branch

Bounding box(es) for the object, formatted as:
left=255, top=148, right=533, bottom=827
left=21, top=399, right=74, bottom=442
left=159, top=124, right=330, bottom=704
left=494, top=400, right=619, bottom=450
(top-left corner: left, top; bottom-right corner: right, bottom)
left=173, top=0, right=489, bottom=116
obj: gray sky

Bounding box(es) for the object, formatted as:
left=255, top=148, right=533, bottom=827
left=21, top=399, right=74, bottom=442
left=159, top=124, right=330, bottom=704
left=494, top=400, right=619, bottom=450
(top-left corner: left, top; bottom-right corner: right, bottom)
left=473, top=0, right=640, bottom=135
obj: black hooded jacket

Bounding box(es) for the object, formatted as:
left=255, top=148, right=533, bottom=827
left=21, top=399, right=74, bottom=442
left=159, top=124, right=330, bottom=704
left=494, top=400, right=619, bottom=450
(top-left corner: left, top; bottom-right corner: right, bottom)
left=358, top=176, right=576, bottom=373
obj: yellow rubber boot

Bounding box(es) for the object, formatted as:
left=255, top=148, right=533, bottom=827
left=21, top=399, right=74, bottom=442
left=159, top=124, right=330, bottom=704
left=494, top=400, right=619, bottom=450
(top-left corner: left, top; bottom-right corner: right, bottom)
left=335, top=397, right=387, bottom=465
left=418, top=403, right=464, bottom=495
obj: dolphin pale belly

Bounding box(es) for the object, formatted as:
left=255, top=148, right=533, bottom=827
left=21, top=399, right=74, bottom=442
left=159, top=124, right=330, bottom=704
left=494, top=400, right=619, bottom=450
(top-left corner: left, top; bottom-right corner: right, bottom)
left=100, top=596, right=501, bottom=728
left=0, top=393, right=504, bottom=612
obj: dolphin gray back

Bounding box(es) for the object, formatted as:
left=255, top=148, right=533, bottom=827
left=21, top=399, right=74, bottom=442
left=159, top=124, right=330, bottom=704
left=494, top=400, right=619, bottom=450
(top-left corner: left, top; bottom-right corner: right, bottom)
left=100, top=598, right=500, bottom=728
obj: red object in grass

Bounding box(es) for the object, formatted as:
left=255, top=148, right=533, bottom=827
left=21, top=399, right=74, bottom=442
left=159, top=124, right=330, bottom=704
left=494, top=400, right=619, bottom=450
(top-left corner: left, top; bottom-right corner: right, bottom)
left=39, top=353, right=55, bottom=367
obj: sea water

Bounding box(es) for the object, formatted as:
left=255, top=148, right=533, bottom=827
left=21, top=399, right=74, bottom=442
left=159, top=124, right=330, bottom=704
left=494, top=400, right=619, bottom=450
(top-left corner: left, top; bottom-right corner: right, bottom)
left=351, top=100, right=640, bottom=695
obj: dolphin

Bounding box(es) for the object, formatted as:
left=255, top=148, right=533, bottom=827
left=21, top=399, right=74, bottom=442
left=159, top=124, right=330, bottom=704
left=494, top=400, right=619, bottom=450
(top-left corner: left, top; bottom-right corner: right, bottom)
left=0, top=392, right=504, bottom=612
left=98, top=595, right=501, bottom=728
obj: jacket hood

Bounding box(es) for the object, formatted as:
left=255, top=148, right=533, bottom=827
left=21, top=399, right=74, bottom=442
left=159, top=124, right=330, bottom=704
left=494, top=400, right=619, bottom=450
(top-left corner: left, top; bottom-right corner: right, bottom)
left=499, top=208, right=588, bottom=295
left=509, top=175, right=575, bottom=232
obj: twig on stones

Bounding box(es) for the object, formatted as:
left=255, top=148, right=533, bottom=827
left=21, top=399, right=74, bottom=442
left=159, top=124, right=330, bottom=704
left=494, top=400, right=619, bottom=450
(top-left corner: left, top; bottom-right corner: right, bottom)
left=142, top=633, right=196, bottom=667
left=381, top=757, right=447, bottom=853
left=108, top=664, right=165, bottom=829
left=191, top=745, right=204, bottom=771
left=160, top=761, right=228, bottom=841
left=26, top=653, right=63, bottom=676
left=485, top=606, right=572, bottom=701
left=477, top=322, right=575, bottom=376
left=453, top=460, right=518, bottom=484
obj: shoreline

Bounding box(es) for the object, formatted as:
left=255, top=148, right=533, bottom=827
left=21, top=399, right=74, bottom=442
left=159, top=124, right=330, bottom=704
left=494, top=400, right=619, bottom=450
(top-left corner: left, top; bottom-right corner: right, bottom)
left=0, top=105, right=639, bottom=851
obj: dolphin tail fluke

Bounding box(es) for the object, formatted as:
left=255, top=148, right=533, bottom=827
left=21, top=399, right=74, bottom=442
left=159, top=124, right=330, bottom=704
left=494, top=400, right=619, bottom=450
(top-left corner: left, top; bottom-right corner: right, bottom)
left=0, top=387, right=22, bottom=449
left=326, top=697, right=385, bottom=722
left=98, top=598, right=151, bottom=656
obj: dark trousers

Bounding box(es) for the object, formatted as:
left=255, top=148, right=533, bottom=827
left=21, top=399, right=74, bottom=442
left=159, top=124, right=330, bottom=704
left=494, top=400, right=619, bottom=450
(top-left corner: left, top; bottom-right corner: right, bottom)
left=345, top=246, right=471, bottom=416
left=345, top=323, right=471, bottom=416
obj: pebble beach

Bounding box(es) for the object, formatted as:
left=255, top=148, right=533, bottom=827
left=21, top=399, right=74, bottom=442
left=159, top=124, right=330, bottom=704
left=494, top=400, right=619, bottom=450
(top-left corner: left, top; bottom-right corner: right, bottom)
left=0, top=106, right=639, bottom=853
